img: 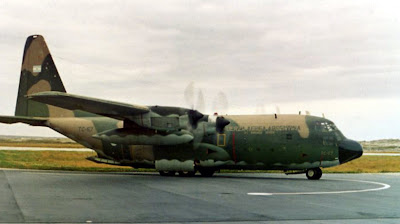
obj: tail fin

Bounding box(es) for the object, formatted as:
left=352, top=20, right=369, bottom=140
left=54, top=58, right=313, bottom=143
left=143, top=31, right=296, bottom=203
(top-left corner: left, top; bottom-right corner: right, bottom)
left=15, top=35, right=73, bottom=118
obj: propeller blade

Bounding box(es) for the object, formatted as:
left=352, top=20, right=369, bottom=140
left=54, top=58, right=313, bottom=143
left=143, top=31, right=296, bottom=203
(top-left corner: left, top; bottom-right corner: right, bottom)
left=196, top=89, right=205, bottom=113
left=184, top=82, right=195, bottom=109
left=276, top=106, right=281, bottom=115
left=212, top=91, right=229, bottom=115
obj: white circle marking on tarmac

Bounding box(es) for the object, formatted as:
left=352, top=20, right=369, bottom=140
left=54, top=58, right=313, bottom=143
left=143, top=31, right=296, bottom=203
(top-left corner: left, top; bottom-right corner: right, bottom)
left=248, top=178, right=391, bottom=196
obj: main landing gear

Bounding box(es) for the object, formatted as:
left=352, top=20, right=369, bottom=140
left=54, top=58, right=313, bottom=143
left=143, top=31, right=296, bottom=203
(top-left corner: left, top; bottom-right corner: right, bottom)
left=306, top=167, right=322, bottom=180
left=158, top=168, right=216, bottom=177
left=197, top=168, right=215, bottom=177
left=178, top=171, right=196, bottom=177
left=158, top=171, right=176, bottom=176
left=285, top=167, right=323, bottom=180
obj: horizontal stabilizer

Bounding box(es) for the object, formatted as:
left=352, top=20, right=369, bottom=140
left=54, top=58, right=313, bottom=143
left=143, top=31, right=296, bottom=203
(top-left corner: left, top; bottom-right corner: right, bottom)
left=28, top=91, right=150, bottom=120
left=0, top=116, right=47, bottom=126
left=86, top=156, right=121, bottom=165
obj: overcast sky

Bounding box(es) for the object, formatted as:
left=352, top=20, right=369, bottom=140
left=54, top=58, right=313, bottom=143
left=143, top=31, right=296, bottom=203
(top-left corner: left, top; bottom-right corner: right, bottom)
left=0, top=0, right=399, bottom=140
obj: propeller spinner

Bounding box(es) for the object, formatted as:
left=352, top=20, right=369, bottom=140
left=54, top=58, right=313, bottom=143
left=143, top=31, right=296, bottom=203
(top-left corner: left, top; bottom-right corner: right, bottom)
left=216, top=116, right=230, bottom=133
left=188, top=109, right=204, bottom=128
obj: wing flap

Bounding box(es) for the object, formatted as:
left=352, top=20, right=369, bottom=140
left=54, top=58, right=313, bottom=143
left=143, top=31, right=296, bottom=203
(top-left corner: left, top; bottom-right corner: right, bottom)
left=28, top=91, right=149, bottom=120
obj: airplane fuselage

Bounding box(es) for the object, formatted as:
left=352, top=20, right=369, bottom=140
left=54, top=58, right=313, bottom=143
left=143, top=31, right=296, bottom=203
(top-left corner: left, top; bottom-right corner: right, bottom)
left=45, top=113, right=361, bottom=172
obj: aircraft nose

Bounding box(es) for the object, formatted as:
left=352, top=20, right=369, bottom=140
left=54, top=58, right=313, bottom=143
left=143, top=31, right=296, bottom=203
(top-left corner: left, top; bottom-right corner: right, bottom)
left=338, top=139, right=363, bottom=164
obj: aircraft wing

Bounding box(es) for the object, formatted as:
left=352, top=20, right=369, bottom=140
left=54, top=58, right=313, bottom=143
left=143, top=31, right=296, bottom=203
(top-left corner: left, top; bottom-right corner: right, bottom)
left=0, top=116, right=47, bottom=126
left=28, top=91, right=150, bottom=120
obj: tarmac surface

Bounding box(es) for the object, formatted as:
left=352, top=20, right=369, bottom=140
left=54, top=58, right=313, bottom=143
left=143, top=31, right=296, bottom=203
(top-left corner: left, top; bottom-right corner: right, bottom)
left=0, top=169, right=399, bottom=223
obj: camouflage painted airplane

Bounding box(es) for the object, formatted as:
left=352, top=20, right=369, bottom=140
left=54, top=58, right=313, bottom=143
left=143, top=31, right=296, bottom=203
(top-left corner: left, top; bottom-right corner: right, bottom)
left=0, top=35, right=363, bottom=180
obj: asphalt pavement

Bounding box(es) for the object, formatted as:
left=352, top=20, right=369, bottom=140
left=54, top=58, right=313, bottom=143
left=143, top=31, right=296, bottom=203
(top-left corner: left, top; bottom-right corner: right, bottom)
left=0, top=169, right=399, bottom=223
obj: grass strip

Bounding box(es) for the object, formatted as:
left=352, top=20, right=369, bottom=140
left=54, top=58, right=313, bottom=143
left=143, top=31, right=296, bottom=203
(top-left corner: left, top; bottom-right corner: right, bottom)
left=323, top=156, right=400, bottom=173
left=0, top=142, right=83, bottom=148
left=0, top=150, right=398, bottom=173
left=0, top=151, right=140, bottom=172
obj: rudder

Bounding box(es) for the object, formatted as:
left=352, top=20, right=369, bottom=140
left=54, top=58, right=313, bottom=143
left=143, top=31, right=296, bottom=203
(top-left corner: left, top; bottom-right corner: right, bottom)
left=15, top=35, right=72, bottom=118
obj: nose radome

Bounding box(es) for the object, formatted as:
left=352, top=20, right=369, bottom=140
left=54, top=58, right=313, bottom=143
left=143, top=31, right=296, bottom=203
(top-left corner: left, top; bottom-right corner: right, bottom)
left=338, top=139, right=363, bottom=164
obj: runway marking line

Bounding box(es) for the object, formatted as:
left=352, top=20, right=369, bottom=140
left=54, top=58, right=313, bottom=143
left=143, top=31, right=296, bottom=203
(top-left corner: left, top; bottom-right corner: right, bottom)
left=248, top=178, right=390, bottom=196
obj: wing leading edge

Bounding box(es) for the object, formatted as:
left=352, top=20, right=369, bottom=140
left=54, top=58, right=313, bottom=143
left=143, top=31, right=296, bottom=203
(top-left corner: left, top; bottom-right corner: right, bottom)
left=28, top=91, right=150, bottom=120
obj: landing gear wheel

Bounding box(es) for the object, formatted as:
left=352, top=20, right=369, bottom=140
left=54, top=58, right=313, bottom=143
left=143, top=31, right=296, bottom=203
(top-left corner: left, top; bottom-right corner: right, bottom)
left=306, top=167, right=322, bottom=180
left=199, top=168, right=215, bottom=177
left=178, top=171, right=196, bottom=177
left=159, top=171, right=176, bottom=176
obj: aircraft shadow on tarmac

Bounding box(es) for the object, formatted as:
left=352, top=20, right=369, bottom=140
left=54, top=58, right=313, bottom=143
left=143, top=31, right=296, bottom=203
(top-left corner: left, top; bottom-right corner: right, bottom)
left=12, top=169, right=337, bottom=182
left=91, top=171, right=334, bottom=182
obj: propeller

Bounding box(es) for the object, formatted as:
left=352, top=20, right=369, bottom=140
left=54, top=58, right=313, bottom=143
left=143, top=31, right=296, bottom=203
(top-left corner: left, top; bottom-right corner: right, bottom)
left=216, top=116, right=230, bottom=133
left=276, top=106, right=281, bottom=114
left=210, top=91, right=231, bottom=133
left=184, top=82, right=231, bottom=136
left=196, top=89, right=205, bottom=113
left=188, top=109, right=204, bottom=128
left=212, top=91, right=229, bottom=115
left=184, top=82, right=205, bottom=128
left=184, top=82, right=195, bottom=109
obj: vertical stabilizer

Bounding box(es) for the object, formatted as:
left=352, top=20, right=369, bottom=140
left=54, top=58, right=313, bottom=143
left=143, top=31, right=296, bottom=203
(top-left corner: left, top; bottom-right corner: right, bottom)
left=15, top=35, right=73, bottom=118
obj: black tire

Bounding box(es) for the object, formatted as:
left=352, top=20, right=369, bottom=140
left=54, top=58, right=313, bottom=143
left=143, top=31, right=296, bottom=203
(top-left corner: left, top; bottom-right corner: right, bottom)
left=199, top=168, right=215, bottom=177
left=306, top=168, right=322, bottom=180
left=159, top=171, right=168, bottom=176
left=159, top=171, right=176, bottom=176
left=178, top=171, right=196, bottom=177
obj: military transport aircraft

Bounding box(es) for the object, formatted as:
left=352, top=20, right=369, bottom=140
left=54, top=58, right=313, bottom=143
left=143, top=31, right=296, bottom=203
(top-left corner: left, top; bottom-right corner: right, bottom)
left=0, top=35, right=363, bottom=180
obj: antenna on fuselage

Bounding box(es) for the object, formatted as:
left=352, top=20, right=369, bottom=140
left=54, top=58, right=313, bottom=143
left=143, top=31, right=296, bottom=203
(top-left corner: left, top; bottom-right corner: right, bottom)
left=274, top=113, right=277, bottom=119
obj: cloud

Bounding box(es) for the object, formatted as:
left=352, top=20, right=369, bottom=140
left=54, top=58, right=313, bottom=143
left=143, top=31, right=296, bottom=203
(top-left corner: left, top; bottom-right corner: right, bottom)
left=0, top=0, right=399, bottom=140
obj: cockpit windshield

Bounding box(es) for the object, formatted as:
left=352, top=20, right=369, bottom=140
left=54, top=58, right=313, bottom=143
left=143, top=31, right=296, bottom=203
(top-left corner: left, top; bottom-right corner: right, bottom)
left=315, top=121, right=337, bottom=132
left=315, top=120, right=345, bottom=141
